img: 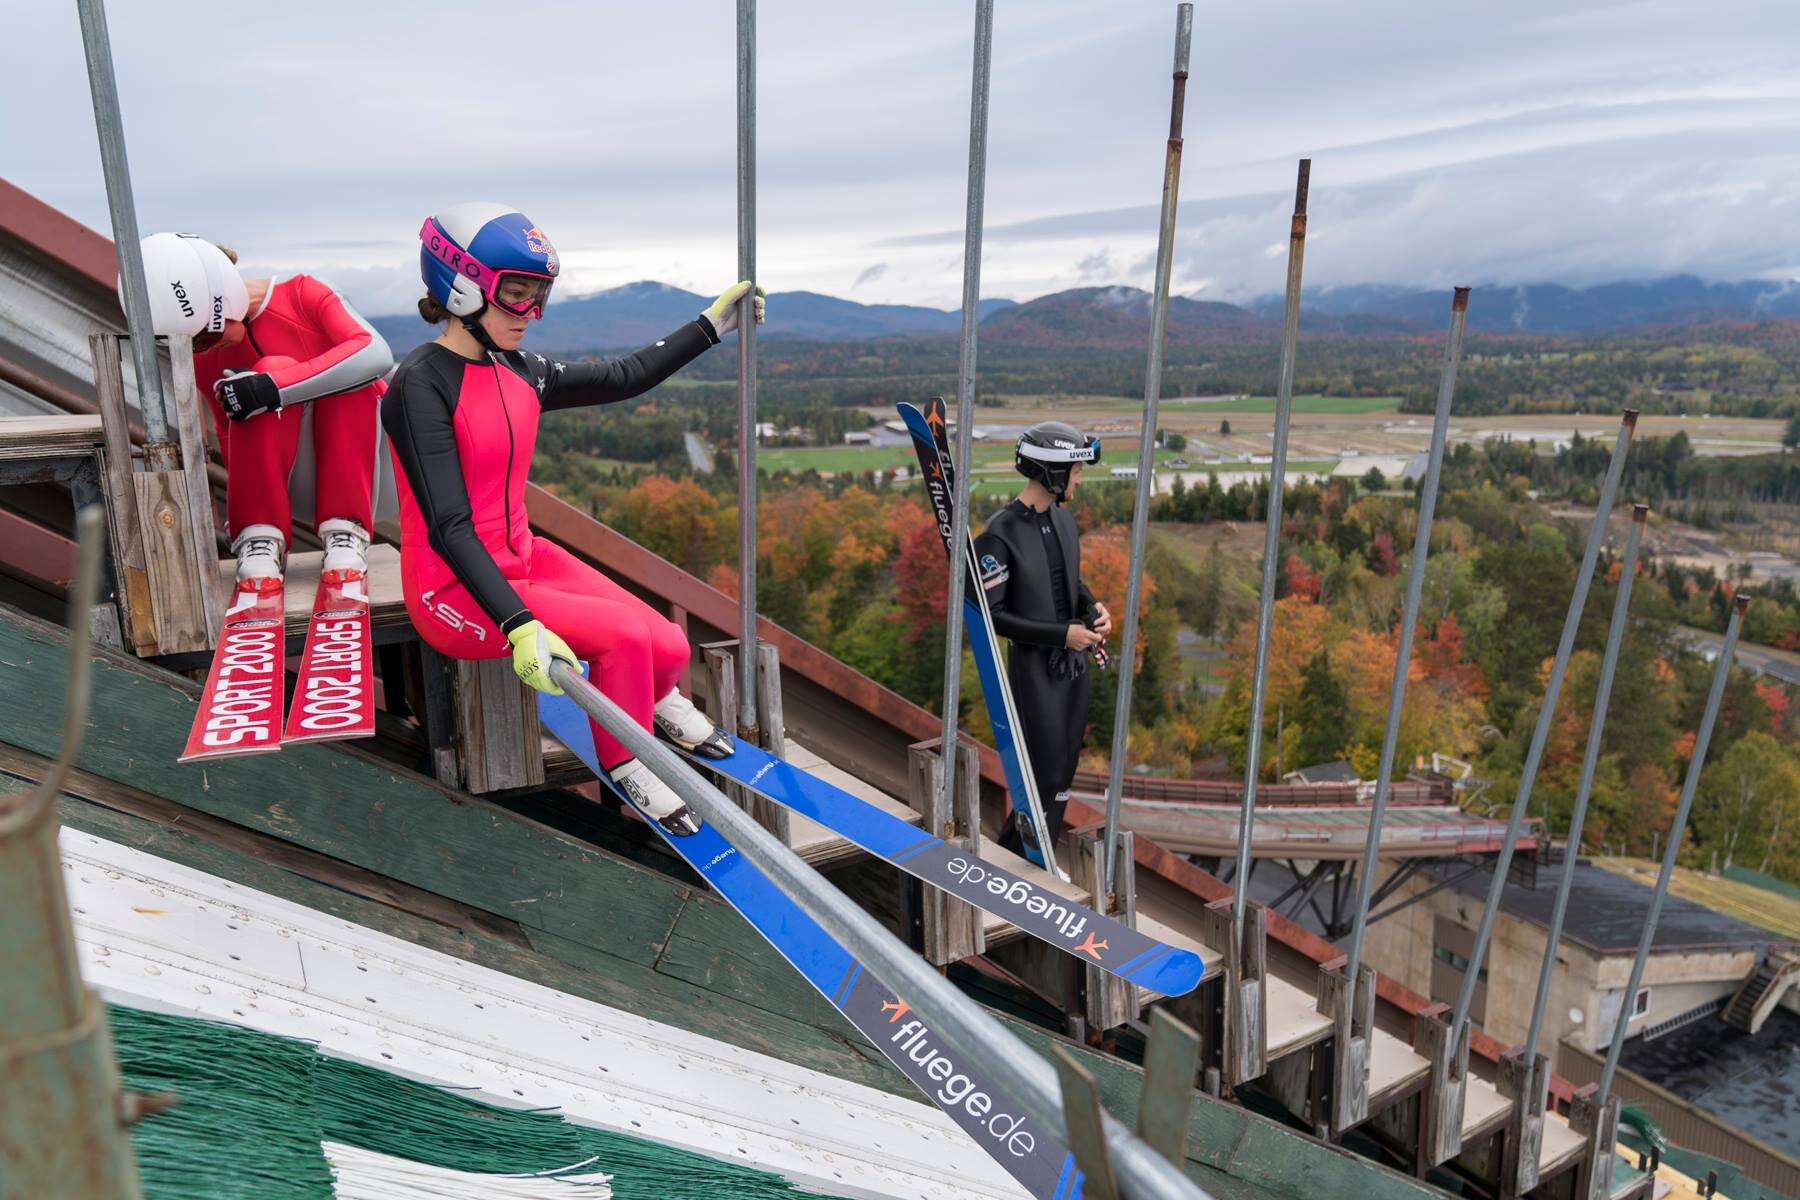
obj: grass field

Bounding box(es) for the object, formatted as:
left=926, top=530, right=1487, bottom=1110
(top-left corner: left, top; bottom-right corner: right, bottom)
left=1162, top=394, right=1403, bottom=415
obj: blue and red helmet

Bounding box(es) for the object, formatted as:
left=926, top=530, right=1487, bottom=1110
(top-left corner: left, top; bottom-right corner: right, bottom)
left=419, top=203, right=560, bottom=320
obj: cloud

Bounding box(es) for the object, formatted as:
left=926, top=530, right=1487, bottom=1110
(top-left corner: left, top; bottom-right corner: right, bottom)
left=5, top=0, right=1797, bottom=313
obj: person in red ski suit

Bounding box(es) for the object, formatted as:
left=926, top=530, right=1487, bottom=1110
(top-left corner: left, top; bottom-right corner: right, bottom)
left=382, top=203, right=761, bottom=834
left=136, top=232, right=391, bottom=581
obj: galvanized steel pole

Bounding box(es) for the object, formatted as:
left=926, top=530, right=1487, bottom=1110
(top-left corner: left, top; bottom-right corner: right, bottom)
left=1102, top=4, right=1193, bottom=898
left=550, top=662, right=1214, bottom=1200
left=1232, top=160, right=1310, bottom=939
left=735, top=0, right=759, bottom=733
left=0, top=509, right=146, bottom=1200
left=1341, top=286, right=1469, bottom=985
left=1523, top=504, right=1648, bottom=1065
left=75, top=0, right=174, bottom=456
left=1597, top=594, right=1748, bottom=1103
left=938, top=0, right=994, bottom=814
left=1451, top=412, right=1639, bottom=1036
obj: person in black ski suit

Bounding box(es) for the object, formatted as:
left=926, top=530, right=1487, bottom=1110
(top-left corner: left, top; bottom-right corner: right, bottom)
left=974, top=421, right=1112, bottom=856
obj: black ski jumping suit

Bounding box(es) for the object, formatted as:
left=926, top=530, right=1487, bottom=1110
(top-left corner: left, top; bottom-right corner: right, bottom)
left=974, top=498, right=1100, bottom=853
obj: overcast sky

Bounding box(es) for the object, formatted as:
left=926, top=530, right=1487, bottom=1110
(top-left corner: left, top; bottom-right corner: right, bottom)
left=7, top=0, right=1799, bottom=316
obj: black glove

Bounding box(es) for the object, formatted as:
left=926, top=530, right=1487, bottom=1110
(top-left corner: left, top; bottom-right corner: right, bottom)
left=215, top=370, right=281, bottom=421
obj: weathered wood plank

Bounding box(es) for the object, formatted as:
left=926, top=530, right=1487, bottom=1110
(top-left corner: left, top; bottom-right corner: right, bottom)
left=164, top=334, right=223, bottom=640
left=132, top=470, right=209, bottom=654
left=88, top=334, right=154, bottom=653
left=653, top=892, right=846, bottom=1032
left=0, top=415, right=106, bottom=457
left=0, top=605, right=682, bottom=966
left=454, top=655, right=545, bottom=793
left=0, top=741, right=530, bottom=950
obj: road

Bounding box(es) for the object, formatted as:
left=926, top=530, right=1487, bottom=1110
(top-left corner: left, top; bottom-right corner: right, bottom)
left=1679, top=625, right=1800, bottom=687
left=684, top=431, right=715, bottom=474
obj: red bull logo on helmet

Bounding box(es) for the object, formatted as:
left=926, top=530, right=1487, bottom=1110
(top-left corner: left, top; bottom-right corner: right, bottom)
left=524, top=228, right=560, bottom=275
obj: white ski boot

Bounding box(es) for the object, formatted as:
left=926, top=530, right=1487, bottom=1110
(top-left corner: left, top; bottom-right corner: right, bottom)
left=319, top=517, right=370, bottom=581
left=653, top=688, right=733, bottom=758
left=232, top=524, right=286, bottom=587
left=612, top=758, right=702, bottom=836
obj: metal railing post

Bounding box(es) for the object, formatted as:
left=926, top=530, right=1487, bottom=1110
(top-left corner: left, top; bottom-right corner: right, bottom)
left=74, top=0, right=175, bottom=460
left=1451, top=412, right=1639, bottom=1037
left=1596, top=595, right=1748, bottom=1103
left=1102, top=3, right=1193, bottom=899
left=1522, top=504, right=1647, bottom=1064
left=938, top=0, right=995, bottom=813
left=0, top=509, right=149, bottom=1200
left=735, top=0, right=760, bottom=734
left=1341, top=287, right=1469, bottom=984
left=549, top=662, right=1213, bottom=1200
left=1232, top=160, right=1311, bottom=941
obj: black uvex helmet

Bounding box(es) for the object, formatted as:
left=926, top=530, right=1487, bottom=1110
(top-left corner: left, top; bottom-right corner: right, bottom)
left=1015, top=421, right=1101, bottom=502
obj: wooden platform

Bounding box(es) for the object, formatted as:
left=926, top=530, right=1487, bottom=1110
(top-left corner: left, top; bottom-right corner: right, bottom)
left=1366, top=1026, right=1431, bottom=1101
left=1541, top=1109, right=1590, bottom=1176
left=213, top=543, right=408, bottom=638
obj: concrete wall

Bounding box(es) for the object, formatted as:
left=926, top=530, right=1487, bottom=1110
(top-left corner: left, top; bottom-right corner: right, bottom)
left=1361, top=865, right=1754, bottom=1053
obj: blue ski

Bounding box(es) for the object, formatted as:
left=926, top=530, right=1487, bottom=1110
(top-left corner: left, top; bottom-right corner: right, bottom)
left=681, top=736, right=1203, bottom=996
left=898, top=399, right=1061, bottom=876
left=539, top=682, right=1086, bottom=1199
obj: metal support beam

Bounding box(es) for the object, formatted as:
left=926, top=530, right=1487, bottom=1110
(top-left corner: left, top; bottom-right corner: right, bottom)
left=1451, top=411, right=1639, bottom=1039
left=1233, top=159, right=1311, bottom=944
left=1597, top=595, right=1749, bottom=1103
left=735, top=0, right=759, bottom=734
left=1341, top=287, right=1468, bottom=984
left=1103, top=2, right=1193, bottom=897
left=937, top=0, right=994, bottom=819
left=547, top=661, right=1215, bottom=1200
left=74, top=0, right=173, bottom=454
left=1522, top=505, right=1648, bottom=1064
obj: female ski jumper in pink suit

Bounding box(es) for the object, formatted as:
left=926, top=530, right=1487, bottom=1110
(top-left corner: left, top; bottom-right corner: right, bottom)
left=381, top=203, right=762, bottom=834
left=135, top=233, right=390, bottom=582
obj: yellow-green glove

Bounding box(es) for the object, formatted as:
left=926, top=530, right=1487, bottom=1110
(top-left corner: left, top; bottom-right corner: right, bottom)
left=506, top=619, right=577, bottom=695
left=702, top=280, right=766, bottom=338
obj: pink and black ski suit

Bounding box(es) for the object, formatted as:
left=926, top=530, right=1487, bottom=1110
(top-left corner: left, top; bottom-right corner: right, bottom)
left=380, top=320, right=719, bottom=767
left=191, top=274, right=390, bottom=540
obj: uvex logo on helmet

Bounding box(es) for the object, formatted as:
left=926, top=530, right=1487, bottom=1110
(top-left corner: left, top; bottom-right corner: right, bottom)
left=170, top=280, right=195, bottom=319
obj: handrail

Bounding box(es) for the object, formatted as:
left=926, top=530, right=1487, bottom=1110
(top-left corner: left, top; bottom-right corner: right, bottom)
left=547, top=659, right=1214, bottom=1200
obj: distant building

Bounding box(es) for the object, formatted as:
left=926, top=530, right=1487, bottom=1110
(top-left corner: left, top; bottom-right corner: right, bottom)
left=1109, top=465, right=1139, bottom=481
left=754, top=421, right=777, bottom=440
left=1282, top=761, right=1361, bottom=786
left=1364, top=855, right=1797, bottom=1063
left=843, top=431, right=873, bottom=445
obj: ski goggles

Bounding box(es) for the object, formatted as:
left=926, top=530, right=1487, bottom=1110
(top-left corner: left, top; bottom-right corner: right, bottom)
left=419, top=218, right=557, bottom=319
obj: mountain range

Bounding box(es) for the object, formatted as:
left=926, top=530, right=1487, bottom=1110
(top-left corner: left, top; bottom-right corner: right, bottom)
left=368, top=275, right=1800, bottom=357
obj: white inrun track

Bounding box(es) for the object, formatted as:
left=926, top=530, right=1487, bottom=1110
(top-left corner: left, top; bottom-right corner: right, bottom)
left=59, top=828, right=1032, bottom=1200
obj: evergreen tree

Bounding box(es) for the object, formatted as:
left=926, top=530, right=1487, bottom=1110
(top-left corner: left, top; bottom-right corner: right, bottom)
left=1289, top=649, right=1350, bottom=769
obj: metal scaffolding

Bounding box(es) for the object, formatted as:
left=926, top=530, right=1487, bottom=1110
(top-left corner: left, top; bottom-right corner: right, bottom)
left=1340, top=286, right=1469, bottom=986
left=1101, top=3, right=1194, bottom=898
left=1232, top=159, right=1311, bottom=941
left=937, top=0, right=996, bottom=822
left=736, top=0, right=760, bottom=733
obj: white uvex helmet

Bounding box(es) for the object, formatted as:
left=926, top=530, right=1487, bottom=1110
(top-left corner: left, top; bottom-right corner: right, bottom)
left=134, top=232, right=249, bottom=336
